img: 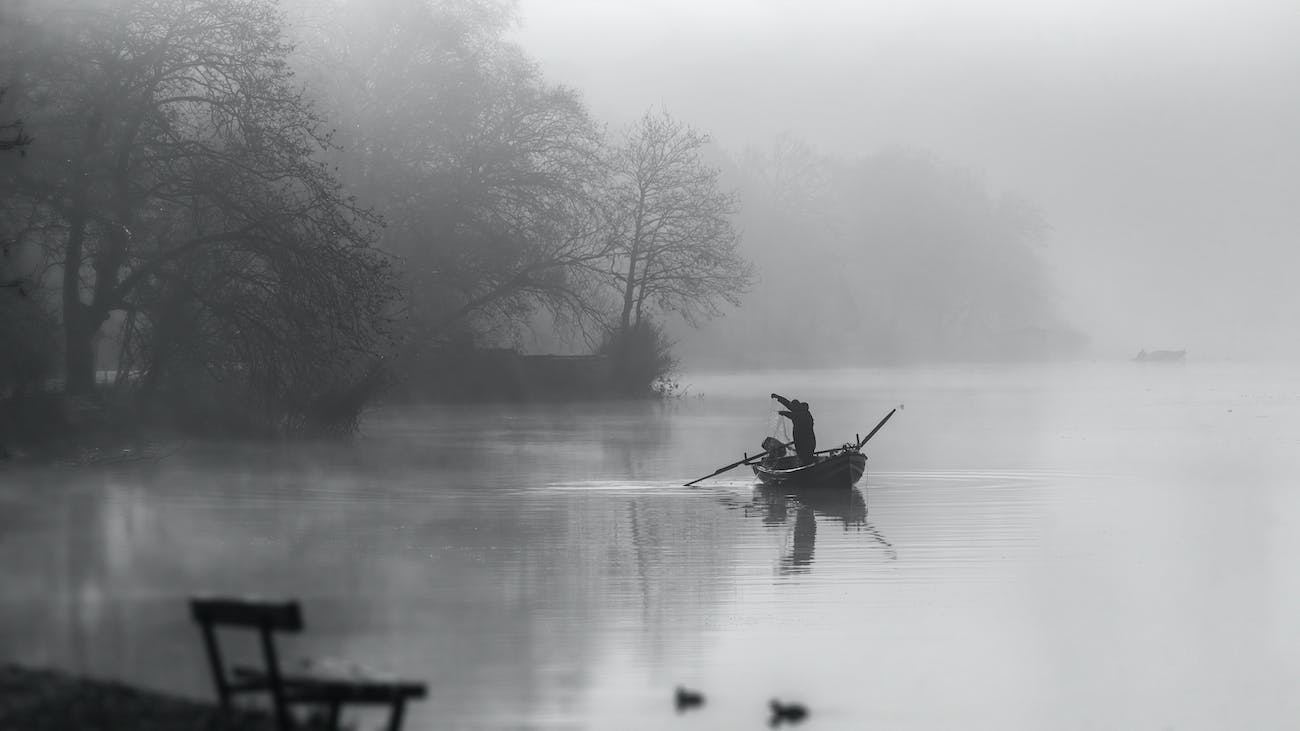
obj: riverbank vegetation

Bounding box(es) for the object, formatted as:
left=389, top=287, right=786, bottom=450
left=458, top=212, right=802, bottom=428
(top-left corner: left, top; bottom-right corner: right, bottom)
left=1, top=0, right=1076, bottom=453
left=0, top=664, right=278, bottom=731
left=0, top=0, right=746, bottom=452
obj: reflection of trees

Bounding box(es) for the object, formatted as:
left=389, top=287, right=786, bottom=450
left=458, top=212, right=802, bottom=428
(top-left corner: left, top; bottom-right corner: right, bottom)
left=599, top=401, right=675, bottom=478
left=3, top=408, right=736, bottom=729
left=0, top=474, right=171, bottom=690
left=364, top=401, right=677, bottom=482
left=750, top=485, right=896, bottom=573
left=621, top=493, right=739, bottom=663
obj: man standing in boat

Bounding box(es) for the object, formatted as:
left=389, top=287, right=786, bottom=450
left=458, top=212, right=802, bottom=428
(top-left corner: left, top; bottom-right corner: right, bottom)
left=771, top=393, right=816, bottom=465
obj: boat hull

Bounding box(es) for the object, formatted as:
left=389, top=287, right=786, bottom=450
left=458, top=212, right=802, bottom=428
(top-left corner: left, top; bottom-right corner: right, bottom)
left=752, top=451, right=866, bottom=488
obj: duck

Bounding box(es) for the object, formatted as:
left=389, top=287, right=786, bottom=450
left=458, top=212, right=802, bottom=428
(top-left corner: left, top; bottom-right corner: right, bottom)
left=769, top=699, right=809, bottom=725
left=674, top=685, right=705, bottom=711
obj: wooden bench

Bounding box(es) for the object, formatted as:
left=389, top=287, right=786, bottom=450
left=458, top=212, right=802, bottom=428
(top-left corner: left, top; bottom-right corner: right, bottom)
left=190, top=597, right=427, bottom=731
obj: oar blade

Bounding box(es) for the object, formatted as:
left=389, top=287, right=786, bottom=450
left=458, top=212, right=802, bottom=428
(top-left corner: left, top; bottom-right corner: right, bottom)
left=856, top=408, right=897, bottom=449
left=684, top=453, right=764, bottom=486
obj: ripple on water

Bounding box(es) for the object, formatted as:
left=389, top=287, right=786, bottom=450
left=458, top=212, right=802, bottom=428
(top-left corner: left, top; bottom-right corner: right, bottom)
left=716, top=467, right=1091, bottom=590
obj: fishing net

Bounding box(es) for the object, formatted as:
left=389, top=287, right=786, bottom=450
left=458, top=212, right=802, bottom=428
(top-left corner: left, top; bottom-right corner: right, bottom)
left=758, top=404, right=793, bottom=464
left=768, top=407, right=790, bottom=444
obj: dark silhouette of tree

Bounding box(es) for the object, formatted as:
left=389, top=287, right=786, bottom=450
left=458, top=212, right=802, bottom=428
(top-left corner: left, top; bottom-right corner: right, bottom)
left=1, top=75, right=47, bottom=398
left=1, top=84, right=32, bottom=290
left=7, top=0, right=393, bottom=425
left=297, top=0, right=612, bottom=346
left=0, top=89, right=30, bottom=153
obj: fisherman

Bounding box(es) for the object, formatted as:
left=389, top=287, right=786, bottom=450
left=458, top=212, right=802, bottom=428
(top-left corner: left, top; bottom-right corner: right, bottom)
left=770, top=393, right=816, bottom=465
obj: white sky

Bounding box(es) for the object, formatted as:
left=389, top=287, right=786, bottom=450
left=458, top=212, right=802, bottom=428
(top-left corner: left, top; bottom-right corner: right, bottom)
left=510, top=0, right=1300, bottom=358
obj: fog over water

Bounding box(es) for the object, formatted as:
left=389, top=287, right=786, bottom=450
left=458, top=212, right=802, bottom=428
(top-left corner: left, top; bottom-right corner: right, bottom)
left=6, top=363, right=1300, bottom=729
left=512, top=0, right=1300, bottom=360
left=5, top=2, right=1300, bottom=729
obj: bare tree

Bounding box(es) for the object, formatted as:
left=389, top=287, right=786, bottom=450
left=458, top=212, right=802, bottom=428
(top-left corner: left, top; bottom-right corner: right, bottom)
left=9, top=0, right=393, bottom=409
left=0, top=89, right=31, bottom=153
left=605, top=109, right=751, bottom=335
left=297, top=0, right=613, bottom=345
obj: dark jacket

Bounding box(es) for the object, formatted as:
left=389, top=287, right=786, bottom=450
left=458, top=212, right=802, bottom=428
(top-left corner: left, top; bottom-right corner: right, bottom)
left=772, top=394, right=816, bottom=455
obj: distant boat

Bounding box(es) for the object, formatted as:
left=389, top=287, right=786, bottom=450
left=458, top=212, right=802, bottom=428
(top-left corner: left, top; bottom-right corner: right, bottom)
left=1133, top=349, right=1186, bottom=363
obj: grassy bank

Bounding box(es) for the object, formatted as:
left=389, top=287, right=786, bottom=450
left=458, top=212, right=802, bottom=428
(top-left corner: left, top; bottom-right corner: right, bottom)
left=0, top=665, right=276, bottom=731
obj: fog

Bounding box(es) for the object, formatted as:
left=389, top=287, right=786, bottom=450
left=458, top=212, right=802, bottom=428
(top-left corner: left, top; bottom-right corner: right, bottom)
left=6, top=3, right=1300, bottom=727
left=511, top=0, right=1300, bottom=361
left=4, top=0, right=1298, bottom=415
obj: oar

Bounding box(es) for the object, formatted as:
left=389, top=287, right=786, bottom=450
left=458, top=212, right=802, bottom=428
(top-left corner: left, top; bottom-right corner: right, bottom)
left=684, top=440, right=793, bottom=487
left=854, top=408, right=897, bottom=449
left=684, top=454, right=763, bottom=487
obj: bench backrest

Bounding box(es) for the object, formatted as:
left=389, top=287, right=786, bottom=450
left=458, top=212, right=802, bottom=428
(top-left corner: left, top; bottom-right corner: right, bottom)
left=190, top=596, right=303, bottom=731
left=191, top=597, right=303, bottom=631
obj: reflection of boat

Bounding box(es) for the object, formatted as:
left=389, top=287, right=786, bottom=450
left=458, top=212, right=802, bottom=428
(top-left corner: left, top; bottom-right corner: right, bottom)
left=751, top=483, right=894, bottom=572
left=752, top=449, right=866, bottom=488
left=755, top=482, right=868, bottom=526
left=1133, top=349, right=1186, bottom=362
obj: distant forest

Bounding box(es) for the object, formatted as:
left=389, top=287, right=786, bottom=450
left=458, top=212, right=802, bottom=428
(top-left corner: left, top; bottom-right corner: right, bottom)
left=673, top=139, right=1087, bottom=367
left=0, top=0, right=1081, bottom=443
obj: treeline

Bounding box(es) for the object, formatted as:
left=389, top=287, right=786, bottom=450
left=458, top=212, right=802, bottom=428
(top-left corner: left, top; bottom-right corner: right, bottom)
left=1, top=0, right=1078, bottom=448
left=0, top=0, right=748, bottom=444
left=673, top=138, right=1087, bottom=367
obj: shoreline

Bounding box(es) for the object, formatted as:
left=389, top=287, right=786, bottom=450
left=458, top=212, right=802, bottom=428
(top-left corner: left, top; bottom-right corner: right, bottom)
left=0, top=664, right=277, bottom=730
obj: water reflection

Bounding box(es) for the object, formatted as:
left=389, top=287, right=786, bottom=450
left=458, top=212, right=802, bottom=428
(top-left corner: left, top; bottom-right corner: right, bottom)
left=11, top=363, right=1300, bottom=729
left=747, top=484, right=896, bottom=574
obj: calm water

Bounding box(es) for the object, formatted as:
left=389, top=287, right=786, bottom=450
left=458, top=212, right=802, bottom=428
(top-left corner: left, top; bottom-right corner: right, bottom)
left=4, top=363, right=1300, bottom=730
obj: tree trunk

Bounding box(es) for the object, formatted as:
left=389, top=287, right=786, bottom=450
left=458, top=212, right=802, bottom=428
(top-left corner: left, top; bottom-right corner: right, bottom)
left=61, top=106, right=106, bottom=397
left=62, top=214, right=100, bottom=397
left=619, top=256, right=637, bottom=333
left=64, top=306, right=99, bottom=397
left=633, top=289, right=646, bottom=329
left=618, top=189, right=649, bottom=335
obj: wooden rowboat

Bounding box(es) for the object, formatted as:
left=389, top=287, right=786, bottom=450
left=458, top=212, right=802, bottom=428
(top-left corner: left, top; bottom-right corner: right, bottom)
left=685, top=409, right=894, bottom=489
left=752, top=449, right=866, bottom=488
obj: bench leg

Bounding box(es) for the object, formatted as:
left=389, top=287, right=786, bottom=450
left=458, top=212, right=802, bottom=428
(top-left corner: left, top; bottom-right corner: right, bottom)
left=325, top=700, right=342, bottom=731
left=386, top=698, right=408, bottom=731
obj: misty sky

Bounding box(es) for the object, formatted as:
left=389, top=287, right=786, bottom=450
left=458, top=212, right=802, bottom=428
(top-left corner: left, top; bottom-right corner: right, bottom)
left=510, top=0, right=1300, bottom=358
